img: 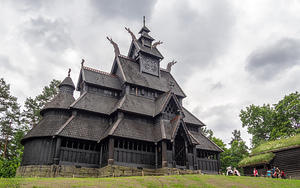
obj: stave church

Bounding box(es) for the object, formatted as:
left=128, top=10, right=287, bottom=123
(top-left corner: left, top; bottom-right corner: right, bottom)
left=18, top=19, right=223, bottom=177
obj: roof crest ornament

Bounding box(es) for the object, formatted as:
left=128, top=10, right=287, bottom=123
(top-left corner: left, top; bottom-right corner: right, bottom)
left=68, top=68, right=71, bottom=77
left=167, top=60, right=177, bottom=72
left=143, top=16, right=145, bottom=27
left=106, top=36, right=120, bottom=57
left=125, top=27, right=137, bottom=41
left=152, top=40, right=163, bottom=49
left=81, top=59, right=85, bottom=67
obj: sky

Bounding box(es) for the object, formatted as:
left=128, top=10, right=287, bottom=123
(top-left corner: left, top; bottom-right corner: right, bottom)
left=0, top=0, right=300, bottom=147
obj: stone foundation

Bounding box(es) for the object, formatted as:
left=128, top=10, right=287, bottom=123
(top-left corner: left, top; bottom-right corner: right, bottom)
left=16, top=165, right=202, bottom=178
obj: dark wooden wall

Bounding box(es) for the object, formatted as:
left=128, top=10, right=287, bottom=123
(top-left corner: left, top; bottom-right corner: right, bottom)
left=273, top=147, right=300, bottom=179
left=243, top=147, right=300, bottom=179
left=113, top=138, right=156, bottom=169
left=22, top=138, right=55, bottom=165
left=59, top=137, right=101, bottom=168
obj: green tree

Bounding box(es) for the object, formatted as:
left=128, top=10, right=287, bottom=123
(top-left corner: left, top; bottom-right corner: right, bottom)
left=23, top=79, right=60, bottom=129
left=240, top=104, right=274, bottom=148
left=212, top=130, right=249, bottom=174
left=201, top=127, right=214, bottom=139
left=229, top=129, right=242, bottom=145
left=0, top=78, right=21, bottom=159
left=240, top=92, right=300, bottom=148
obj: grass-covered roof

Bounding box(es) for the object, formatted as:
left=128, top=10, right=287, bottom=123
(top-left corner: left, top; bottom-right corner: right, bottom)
left=251, top=134, right=300, bottom=155
left=238, top=153, right=275, bottom=167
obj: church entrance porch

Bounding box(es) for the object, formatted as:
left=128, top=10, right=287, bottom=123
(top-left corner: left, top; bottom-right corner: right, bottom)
left=174, top=132, right=187, bottom=167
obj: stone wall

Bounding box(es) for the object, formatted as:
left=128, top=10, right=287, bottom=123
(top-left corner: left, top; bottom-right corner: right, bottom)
left=16, top=165, right=202, bottom=178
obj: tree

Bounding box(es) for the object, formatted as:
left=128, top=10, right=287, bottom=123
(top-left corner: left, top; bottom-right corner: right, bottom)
left=212, top=130, right=249, bottom=174
left=0, top=78, right=21, bottom=159
left=240, top=104, right=274, bottom=148
left=200, top=127, right=214, bottom=139
left=229, top=129, right=242, bottom=145
left=23, top=79, right=60, bottom=129
left=240, top=92, right=300, bottom=148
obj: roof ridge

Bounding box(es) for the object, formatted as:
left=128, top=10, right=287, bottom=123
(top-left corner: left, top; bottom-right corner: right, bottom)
left=83, top=66, right=117, bottom=77
left=118, top=54, right=135, bottom=62
left=54, top=115, right=76, bottom=136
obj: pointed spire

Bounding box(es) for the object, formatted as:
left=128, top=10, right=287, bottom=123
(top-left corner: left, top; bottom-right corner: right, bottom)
left=68, top=68, right=71, bottom=77
left=138, top=16, right=151, bottom=34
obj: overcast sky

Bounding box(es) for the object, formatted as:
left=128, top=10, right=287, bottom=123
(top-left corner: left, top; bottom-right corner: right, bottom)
left=1, top=0, right=300, bottom=147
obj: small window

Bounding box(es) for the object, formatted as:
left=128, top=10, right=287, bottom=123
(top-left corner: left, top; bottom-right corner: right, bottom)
left=61, top=140, right=67, bottom=147
left=124, top=140, right=128, bottom=149
left=134, top=142, right=137, bottom=150
left=79, top=143, right=84, bottom=149
left=114, top=139, right=118, bottom=148
left=67, top=141, right=72, bottom=148
left=73, top=141, right=78, bottom=149
left=119, top=140, right=123, bottom=149
left=129, top=142, right=132, bottom=150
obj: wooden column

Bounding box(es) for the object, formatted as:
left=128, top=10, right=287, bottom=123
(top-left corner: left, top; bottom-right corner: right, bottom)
left=155, top=143, right=158, bottom=169
left=193, top=147, right=197, bottom=170
left=161, top=141, right=168, bottom=167
left=108, top=137, right=114, bottom=165
left=217, top=153, right=220, bottom=172
left=172, top=141, right=176, bottom=167
left=54, top=137, right=61, bottom=165
left=185, top=141, right=189, bottom=169
left=99, top=144, right=103, bottom=167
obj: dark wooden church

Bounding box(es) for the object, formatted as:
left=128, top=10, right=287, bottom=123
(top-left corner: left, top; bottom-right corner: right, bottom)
left=20, top=21, right=223, bottom=176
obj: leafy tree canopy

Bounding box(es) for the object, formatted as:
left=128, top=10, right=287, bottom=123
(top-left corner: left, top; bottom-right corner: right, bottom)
left=240, top=91, right=300, bottom=148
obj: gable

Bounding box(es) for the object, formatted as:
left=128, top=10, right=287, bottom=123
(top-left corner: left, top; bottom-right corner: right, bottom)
left=117, top=56, right=186, bottom=97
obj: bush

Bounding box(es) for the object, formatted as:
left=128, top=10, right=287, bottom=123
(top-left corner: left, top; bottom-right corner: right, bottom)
left=0, top=157, right=21, bottom=178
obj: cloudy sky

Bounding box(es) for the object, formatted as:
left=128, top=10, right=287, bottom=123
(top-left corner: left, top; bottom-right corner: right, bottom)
left=1, top=0, right=300, bottom=147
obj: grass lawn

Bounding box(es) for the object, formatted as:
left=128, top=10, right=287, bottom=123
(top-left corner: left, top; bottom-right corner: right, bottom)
left=1, top=174, right=300, bottom=188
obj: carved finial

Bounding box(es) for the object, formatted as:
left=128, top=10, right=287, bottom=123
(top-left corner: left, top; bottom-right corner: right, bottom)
left=169, top=81, right=175, bottom=91
left=152, top=40, right=163, bottom=48
left=125, top=27, right=136, bottom=41
left=143, top=16, right=145, bottom=27
left=68, top=68, right=71, bottom=77
left=81, top=59, right=85, bottom=67
left=167, top=60, right=177, bottom=72
left=106, top=36, right=120, bottom=57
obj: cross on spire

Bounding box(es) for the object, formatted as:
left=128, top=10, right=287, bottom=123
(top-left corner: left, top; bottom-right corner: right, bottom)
left=68, top=68, right=71, bottom=77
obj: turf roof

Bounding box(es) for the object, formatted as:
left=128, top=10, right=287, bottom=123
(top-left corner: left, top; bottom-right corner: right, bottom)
left=238, top=153, right=275, bottom=167
left=251, top=134, right=300, bottom=155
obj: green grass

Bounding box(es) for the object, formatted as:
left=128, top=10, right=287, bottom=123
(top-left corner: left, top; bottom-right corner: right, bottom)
left=251, top=134, right=300, bottom=155
left=1, top=174, right=300, bottom=188
left=238, top=152, right=275, bottom=167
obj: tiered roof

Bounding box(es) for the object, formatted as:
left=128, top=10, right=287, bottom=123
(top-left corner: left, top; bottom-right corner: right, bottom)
left=22, top=23, right=222, bottom=153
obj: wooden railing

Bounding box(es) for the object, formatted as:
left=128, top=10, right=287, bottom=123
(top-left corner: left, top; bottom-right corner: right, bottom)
left=60, top=147, right=100, bottom=165
left=114, top=148, right=155, bottom=168
left=196, top=158, right=219, bottom=172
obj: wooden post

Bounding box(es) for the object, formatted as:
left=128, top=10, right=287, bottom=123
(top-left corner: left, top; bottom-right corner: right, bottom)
left=155, top=143, right=158, bottom=169
left=193, top=147, right=197, bottom=170
left=172, top=141, right=176, bottom=167
left=99, top=144, right=103, bottom=167
left=54, top=137, right=62, bottom=165
left=161, top=141, right=168, bottom=167
left=185, top=141, right=189, bottom=169
left=108, top=137, right=114, bottom=165
left=217, top=153, right=220, bottom=172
